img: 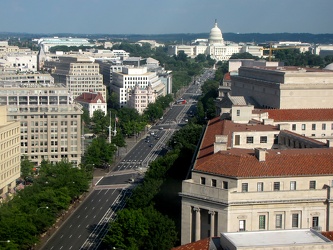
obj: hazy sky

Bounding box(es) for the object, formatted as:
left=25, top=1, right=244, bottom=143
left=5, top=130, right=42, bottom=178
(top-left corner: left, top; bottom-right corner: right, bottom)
left=0, top=0, right=332, bottom=34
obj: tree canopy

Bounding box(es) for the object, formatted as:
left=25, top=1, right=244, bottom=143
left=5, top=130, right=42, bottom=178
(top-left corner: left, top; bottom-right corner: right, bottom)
left=0, top=160, right=91, bottom=249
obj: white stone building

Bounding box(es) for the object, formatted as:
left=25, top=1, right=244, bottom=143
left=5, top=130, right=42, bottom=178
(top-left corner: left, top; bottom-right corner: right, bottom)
left=75, top=92, right=107, bottom=117
left=111, top=66, right=165, bottom=108
left=37, top=37, right=94, bottom=53
left=0, top=82, right=83, bottom=167
left=230, top=66, right=333, bottom=109
left=0, top=106, right=20, bottom=200
left=168, top=21, right=263, bottom=61
left=180, top=109, right=333, bottom=244
left=127, top=84, right=157, bottom=114
left=44, top=56, right=106, bottom=101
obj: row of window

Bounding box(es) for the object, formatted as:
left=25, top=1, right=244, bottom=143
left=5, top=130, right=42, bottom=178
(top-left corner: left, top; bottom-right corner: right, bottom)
left=242, top=180, right=317, bottom=192
left=200, top=177, right=229, bottom=189
left=0, top=128, right=19, bottom=140
left=292, top=123, right=333, bottom=131
left=246, top=136, right=267, bottom=144
left=239, top=214, right=319, bottom=231
left=200, top=177, right=322, bottom=192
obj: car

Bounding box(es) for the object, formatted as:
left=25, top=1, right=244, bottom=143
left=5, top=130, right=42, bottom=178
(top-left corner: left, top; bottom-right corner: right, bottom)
left=155, top=137, right=159, bottom=140
left=150, top=132, right=155, bottom=135
left=145, top=139, right=150, bottom=143
left=149, top=143, right=153, bottom=147
left=159, top=127, right=164, bottom=130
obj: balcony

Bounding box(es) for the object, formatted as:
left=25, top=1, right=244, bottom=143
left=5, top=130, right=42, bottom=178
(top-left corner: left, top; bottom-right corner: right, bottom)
left=181, top=179, right=328, bottom=206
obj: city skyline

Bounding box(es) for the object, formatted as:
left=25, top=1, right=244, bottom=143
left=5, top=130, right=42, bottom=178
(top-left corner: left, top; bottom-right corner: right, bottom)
left=0, top=0, right=332, bottom=35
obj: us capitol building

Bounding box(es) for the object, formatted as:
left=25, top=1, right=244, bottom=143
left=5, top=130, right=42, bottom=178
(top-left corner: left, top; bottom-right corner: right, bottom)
left=168, top=20, right=263, bottom=61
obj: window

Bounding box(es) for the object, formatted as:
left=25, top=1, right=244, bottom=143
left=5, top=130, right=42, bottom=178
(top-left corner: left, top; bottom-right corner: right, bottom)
left=292, top=124, right=296, bottom=131
left=301, top=124, right=306, bottom=130
left=211, top=179, right=217, bottom=187
left=257, top=182, right=264, bottom=192
left=322, top=123, right=326, bottom=130
left=239, top=220, right=246, bottom=231
left=312, top=124, right=316, bottom=130
left=309, top=180, right=316, bottom=189
left=292, top=214, right=299, bottom=228
left=276, top=214, right=283, bottom=229
left=200, top=177, right=206, bottom=185
left=290, top=181, right=296, bottom=190
left=246, top=137, right=254, bottom=144
left=259, top=215, right=266, bottom=230
left=236, top=110, right=240, bottom=116
left=274, top=182, right=280, bottom=191
left=312, top=216, right=319, bottom=229
left=223, top=181, right=228, bottom=189
left=242, top=183, right=248, bottom=192
left=260, top=136, right=267, bottom=143
left=235, top=135, right=240, bottom=146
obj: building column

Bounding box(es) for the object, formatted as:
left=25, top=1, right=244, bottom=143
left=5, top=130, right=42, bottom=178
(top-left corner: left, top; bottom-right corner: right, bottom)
left=193, top=207, right=201, bottom=241
left=209, top=211, right=215, bottom=237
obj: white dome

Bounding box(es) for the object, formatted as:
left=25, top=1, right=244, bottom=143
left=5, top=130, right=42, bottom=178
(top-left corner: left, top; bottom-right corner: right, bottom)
left=324, top=63, right=333, bottom=71
left=209, top=21, right=224, bottom=45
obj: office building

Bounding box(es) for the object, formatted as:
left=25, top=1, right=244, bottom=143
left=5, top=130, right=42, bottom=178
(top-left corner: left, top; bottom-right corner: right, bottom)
left=230, top=66, right=333, bottom=109
left=0, top=82, right=82, bottom=167
left=44, top=55, right=106, bottom=101
left=37, top=37, right=94, bottom=53
left=0, top=106, right=20, bottom=200
left=111, top=66, right=165, bottom=108
left=180, top=110, right=333, bottom=244
left=127, top=84, right=157, bottom=114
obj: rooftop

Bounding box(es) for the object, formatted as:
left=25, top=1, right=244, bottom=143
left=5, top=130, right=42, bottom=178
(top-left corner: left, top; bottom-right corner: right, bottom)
left=222, top=229, right=331, bottom=247
left=260, top=108, right=333, bottom=122
left=194, top=118, right=333, bottom=178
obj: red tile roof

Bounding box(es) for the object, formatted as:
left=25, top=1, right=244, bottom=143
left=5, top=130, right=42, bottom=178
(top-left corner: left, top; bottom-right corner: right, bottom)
left=196, top=118, right=278, bottom=162
left=194, top=118, right=333, bottom=178
left=261, top=109, right=333, bottom=122
left=172, top=238, right=210, bottom=250
left=223, top=72, right=231, bottom=81
left=322, top=231, right=333, bottom=241
left=75, top=92, right=105, bottom=103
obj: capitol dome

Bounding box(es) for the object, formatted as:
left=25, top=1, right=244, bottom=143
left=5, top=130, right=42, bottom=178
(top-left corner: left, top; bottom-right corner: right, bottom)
left=324, top=63, right=333, bottom=71
left=209, top=20, right=224, bottom=45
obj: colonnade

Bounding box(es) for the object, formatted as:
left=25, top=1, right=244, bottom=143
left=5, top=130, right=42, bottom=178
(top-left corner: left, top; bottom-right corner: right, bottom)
left=193, top=207, right=216, bottom=241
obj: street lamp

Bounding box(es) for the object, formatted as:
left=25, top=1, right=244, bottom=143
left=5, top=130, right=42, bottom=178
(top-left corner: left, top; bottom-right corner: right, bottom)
left=0, top=240, right=10, bottom=243
left=36, top=206, right=49, bottom=213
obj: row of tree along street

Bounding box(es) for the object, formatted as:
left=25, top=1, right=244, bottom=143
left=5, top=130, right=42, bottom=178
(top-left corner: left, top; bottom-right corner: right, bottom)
left=0, top=160, right=92, bottom=249
left=0, top=42, right=220, bottom=249
left=4, top=41, right=326, bottom=248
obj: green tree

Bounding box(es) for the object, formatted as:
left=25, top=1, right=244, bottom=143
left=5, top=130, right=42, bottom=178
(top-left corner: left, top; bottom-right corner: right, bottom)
left=144, top=103, right=163, bottom=123
left=230, top=52, right=259, bottom=60
left=142, top=207, right=178, bottom=250
left=91, top=110, right=108, bottom=135
left=84, top=136, right=115, bottom=167
left=81, top=108, right=90, bottom=126
left=175, top=50, right=188, bottom=62
left=104, top=208, right=149, bottom=250
left=20, top=157, right=35, bottom=179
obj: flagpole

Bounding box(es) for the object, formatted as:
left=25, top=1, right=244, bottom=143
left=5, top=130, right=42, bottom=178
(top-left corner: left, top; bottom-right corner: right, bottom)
left=108, top=111, right=111, bottom=144
left=114, top=114, right=117, bottom=135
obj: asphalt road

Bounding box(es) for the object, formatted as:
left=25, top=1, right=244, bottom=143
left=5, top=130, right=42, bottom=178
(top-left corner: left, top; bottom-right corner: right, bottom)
left=39, top=69, right=212, bottom=250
